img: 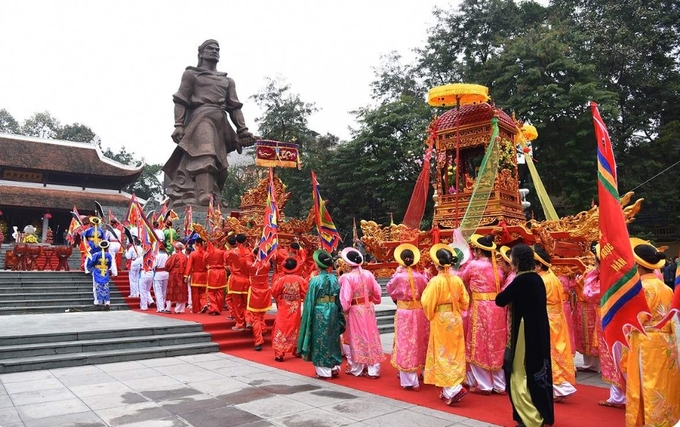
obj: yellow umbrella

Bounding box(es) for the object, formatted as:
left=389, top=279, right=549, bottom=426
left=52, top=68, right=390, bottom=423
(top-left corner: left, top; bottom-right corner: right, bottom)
left=427, top=83, right=489, bottom=107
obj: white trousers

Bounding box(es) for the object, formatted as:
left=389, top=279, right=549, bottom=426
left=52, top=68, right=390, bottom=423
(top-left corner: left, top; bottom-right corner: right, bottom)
left=139, top=274, right=153, bottom=310
left=128, top=265, right=140, bottom=297
left=153, top=278, right=168, bottom=312
left=399, top=371, right=419, bottom=388
left=582, top=355, right=601, bottom=372
left=442, top=384, right=463, bottom=399
left=470, top=363, right=506, bottom=392
left=187, top=283, right=192, bottom=306
left=166, top=301, right=186, bottom=313
left=608, top=384, right=626, bottom=404
left=553, top=381, right=577, bottom=397
left=314, top=365, right=340, bottom=378
left=348, top=362, right=381, bottom=377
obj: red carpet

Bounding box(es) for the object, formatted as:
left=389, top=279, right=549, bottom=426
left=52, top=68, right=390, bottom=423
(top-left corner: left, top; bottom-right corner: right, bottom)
left=225, top=344, right=624, bottom=427
left=117, top=274, right=625, bottom=426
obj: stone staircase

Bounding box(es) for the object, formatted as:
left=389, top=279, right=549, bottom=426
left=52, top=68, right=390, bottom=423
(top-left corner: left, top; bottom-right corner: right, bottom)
left=0, top=312, right=218, bottom=374
left=0, top=271, right=130, bottom=314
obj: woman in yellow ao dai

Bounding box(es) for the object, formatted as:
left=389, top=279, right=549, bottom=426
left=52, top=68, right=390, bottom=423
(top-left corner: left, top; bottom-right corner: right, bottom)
left=421, top=243, right=470, bottom=406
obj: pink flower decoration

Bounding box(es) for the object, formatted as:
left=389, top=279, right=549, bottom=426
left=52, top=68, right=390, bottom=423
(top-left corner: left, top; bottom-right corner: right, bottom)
left=44, top=213, right=52, bottom=219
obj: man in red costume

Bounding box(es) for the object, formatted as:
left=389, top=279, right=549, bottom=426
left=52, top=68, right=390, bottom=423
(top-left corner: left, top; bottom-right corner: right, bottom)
left=184, top=237, right=208, bottom=314
left=247, top=249, right=273, bottom=351
left=165, top=242, right=189, bottom=313
left=204, top=242, right=227, bottom=315
left=225, top=234, right=253, bottom=330
left=224, top=234, right=238, bottom=319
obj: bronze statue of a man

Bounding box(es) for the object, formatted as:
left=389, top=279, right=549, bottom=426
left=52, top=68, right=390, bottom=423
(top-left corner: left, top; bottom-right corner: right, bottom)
left=163, top=39, right=256, bottom=208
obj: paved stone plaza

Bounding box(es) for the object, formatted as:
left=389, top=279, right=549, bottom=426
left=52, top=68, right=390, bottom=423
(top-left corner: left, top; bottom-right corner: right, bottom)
left=0, top=351, right=499, bottom=427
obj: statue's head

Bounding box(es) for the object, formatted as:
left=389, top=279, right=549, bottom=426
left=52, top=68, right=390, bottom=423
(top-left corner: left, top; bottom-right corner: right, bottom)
left=197, top=39, right=220, bottom=67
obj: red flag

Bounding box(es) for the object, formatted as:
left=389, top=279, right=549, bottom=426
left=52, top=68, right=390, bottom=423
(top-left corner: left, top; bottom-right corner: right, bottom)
left=403, top=133, right=435, bottom=229
left=592, top=101, right=650, bottom=350
left=183, top=205, right=193, bottom=237
left=311, top=171, right=342, bottom=252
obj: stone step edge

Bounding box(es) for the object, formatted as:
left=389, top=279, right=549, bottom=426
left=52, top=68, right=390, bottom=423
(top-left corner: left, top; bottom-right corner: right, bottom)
left=0, top=331, right=213, bottom=355
left=0, top=342, right=219, bottom=370
left=0, top=324, right=204, bottom=345
left=0, top=303, right=131, bottom=312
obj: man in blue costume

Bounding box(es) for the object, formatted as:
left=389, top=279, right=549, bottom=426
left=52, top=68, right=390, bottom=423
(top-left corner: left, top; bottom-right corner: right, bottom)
left=297, top=250, right=345, bottom=379
left=81, top=216, right=107, bottom=275
left=87, top=240, right=118, bottom=310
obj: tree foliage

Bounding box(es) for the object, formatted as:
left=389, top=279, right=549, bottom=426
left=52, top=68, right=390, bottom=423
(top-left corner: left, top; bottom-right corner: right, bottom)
left=101, top=146, right=163, bottom=201
left=0, top=109, right=20, bottom=134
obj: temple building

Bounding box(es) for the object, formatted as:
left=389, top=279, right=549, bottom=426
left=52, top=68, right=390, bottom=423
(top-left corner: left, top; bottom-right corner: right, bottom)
left=0, top=133, right=143, bottom=244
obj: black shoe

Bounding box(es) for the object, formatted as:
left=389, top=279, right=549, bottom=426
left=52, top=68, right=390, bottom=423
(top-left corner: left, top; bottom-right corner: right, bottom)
left=200, top=306, right=208, bottom=314
left=275, top=356, right=284, bottom=362
left=104, top=305, right=110, bottom=311
left=254, top=345, right=263, bottom=351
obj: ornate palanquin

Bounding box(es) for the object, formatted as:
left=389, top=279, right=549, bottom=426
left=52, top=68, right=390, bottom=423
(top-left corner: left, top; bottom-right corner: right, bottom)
left=201, top=174, right=317, bottom=251
left=432, top=102, right=526, bottom=229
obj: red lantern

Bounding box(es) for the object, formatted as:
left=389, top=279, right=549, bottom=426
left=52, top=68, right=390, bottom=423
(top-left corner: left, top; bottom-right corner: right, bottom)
left=44, top=213, right=52, bottom=219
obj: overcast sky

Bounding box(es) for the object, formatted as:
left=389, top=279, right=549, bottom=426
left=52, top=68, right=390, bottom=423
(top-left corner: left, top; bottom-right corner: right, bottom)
left=0, top=0, right=454, bottom=166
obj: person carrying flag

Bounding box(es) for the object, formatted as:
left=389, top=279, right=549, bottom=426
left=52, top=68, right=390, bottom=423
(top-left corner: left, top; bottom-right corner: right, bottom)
left=87, top=240, right=118, bottom=310
left=165, top=242, right=189, bottom=314
left=226, top=234, right=253, bottom=330
left=247, top=248, right=272, bottom=351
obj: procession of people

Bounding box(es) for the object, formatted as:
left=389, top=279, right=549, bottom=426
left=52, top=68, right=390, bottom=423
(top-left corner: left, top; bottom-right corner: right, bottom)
left=66, top=207, right=680, bottom=427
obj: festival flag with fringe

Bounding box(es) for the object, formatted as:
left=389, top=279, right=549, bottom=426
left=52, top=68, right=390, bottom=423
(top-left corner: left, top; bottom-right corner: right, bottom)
left=183, top=205, right=193, bottom=237
left=255, top=169, right=279, bottom=269
left=311, top=171, right=342, bottom=252
left=136, top=211, right=159, bottom=272
left=592, top=101, right=650, bottom=350
left=156, top=199, right=169, bottom=226
left=207, top=195, right=216, bottom=231
left=65, top=205, right=83, bottom=244
left=124, top=194, right=142, bottom=227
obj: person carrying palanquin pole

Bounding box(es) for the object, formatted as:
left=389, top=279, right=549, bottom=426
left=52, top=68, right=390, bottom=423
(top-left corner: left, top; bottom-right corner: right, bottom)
left=87, top=240, right=118, bottom=310
left=297, top=250, right=345, bottom=379
left=339, top=247, right=385, bottom=379
left=459, top=234, right=507, bottom=395
left=165, top=242, right=189, bottom=314
left=534, top=244, right=577, bottom=401
left=495, top=244, right=554, bottom=427
left=226, top=234, right=253, bottom=331
left=558, top=274, right=577, bottom=357
left=422, top=243, right=470, bottom=406
left=271, top=257, right=308, bottom=361
left=184, top=237, right=208, bottom=314
left=386, top=243, right=429, bottom=391
left=582, top=243, right=626, bottom=409
left=622, top=238, right=680, bottom=426
left=247, top=248, right=272, bottom=351
left=204, top=242, right=227, bottom=315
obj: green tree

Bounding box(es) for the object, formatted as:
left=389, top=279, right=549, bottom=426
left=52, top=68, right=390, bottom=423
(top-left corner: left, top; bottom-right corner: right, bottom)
left=221, top=164, right=260, bottom=209
left=102, top=146, right=163, bottom=201
left=56, top=123, right=97, bottom=143
left=21, top=111, right=61, bottom=139
left=0, top=109, right=20, bottom=134
left=250, top=77, right=322, bottom=219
